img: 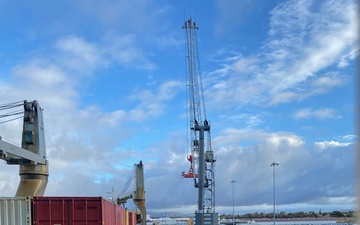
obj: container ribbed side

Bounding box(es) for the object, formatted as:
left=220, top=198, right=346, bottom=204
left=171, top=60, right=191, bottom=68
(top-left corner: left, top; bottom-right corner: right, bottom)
left=0, top=196, right=32, bottom=225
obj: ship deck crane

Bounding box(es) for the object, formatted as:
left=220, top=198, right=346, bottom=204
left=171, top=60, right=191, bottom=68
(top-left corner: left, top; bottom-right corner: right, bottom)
left=117, top=161, right=146, bottom=225
left=181, top=17, right=218, bottom=225
left=0, top=100, right=49, bottom=196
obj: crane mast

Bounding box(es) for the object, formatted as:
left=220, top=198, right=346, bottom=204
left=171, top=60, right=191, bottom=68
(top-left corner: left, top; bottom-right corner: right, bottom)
left=117, top=161, right=146, bottom=225
left=181, top=17, right=218, bottom=225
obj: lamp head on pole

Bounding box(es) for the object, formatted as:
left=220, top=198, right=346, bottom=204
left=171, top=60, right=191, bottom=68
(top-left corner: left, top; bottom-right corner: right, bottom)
left=270, top=162, right=279, bottom=167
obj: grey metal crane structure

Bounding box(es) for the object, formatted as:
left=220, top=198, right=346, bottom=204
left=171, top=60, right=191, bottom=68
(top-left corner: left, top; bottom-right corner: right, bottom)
left=181, top=17, right=218, bottom=225
left=0, top=100, right=49, bottom=196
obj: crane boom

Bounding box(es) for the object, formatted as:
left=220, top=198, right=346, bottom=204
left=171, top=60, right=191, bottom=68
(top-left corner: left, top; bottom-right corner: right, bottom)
left=181, top=17, right=218, bottom=225
left=0, top=139, right=46, bottom=164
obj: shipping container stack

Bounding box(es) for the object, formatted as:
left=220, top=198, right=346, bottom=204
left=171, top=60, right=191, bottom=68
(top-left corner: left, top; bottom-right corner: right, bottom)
left=0, top=196, right=136, bottom=225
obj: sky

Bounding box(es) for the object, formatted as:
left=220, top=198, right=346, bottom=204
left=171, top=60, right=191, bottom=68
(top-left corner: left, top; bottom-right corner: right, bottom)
left=0, top=0, right=358, bottom=217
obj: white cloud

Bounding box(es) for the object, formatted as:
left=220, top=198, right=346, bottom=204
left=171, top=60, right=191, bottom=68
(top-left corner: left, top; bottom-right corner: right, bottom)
left=214, top=128, right=305, bottom=149
left=206, top=0, right=358, bottom=107
left=266, top=133, right=305, bottom=148
left=8, top=60, right=78, bottom=113
left=12, top=60, right=67, bottom=84
left=232, top=56, right=258, bottom=74
left=56, top=35, right=102, bottom=73
left=265, top=0, right=358, bottom=95
left=319, top=196, right=356, bottom=205
left=338, top=49, right=359, bottom=68
left=207, top=47, right=242, bottom=63
left=296, top=72, right=349, bottom=100
left=293, top=108, right=338, bottom=120
left=68, top=34, right=154, bottom=72
left=55, top=33, right=156, bottom=73
left=342, top=134, right=357, bottom=141
left=101, top=32, right=155, bottom=71
left=269, top=91, right=297, bottom=105
left=211, top=127, right=355, bottom=208
left=314, top=141, right=352, bottom=150
left=213, top=128, right=267, bottom=145
left=0, top=32, right=184, bottom=200
left=127, top=80, right=183, bottom=119
left=312, top=73, right=347, bottom=89
left=219, top=113, right=263, bottom=128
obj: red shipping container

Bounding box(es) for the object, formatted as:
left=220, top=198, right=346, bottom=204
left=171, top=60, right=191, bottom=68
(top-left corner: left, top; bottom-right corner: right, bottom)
left=33, top=196, right=125, bottom=225
left=128, top=211, right=137, bottom=225
left=119, top=206, right=126, bottom=225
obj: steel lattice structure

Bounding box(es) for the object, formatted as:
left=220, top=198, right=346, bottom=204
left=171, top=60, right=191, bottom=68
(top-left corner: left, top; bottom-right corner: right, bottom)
left=181, top=17, right=217, bottom=216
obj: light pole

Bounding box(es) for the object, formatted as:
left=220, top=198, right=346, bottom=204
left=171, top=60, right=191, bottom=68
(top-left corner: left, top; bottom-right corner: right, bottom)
left=270, top=162, right=279, bottom=225
left=231, top=180, right=237, bottom=225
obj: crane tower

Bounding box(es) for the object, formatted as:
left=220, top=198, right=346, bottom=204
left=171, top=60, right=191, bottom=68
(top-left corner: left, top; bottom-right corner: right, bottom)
left=181, top=17, right=218, bottom=225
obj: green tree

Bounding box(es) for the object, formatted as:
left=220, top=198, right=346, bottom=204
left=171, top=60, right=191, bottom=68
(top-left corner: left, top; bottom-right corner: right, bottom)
left=330, top=211, right=345, bottom=217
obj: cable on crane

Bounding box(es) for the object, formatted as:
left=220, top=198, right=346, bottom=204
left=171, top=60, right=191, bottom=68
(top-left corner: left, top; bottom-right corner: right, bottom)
left=0, top=100, right=25, bottom=124
left=0, top=110, right=23, bottom=118
left=119, top=167, right=135, bottom=196
left=0, top=100, right=23, bottom=109
left=0, top=116, right=23, bottom=124
left=184, top=26, right=191, bottom=159
left=194, top=31, right=207, bottom=120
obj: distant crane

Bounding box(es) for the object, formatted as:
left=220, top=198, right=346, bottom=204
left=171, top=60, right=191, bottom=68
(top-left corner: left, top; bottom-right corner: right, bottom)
left=181, top=17, right=218, bottom=225
left=117, top=160, right=146, bottom=225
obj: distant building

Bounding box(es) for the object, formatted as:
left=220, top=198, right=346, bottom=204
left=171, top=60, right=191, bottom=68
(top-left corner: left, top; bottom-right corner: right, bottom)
left=147, top=217, right=190, bottom=225
left=250, top=218, right=337, bottom=225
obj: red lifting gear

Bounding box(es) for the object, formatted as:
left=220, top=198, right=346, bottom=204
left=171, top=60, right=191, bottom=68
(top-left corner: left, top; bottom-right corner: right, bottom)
left=181, top=155, right=198, bottom=178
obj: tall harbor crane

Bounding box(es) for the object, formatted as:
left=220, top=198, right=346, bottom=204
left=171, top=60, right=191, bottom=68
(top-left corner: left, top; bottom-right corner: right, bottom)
left=181, top=17, right=218, bottom=225
left=0, top=100, right=49, bottom=196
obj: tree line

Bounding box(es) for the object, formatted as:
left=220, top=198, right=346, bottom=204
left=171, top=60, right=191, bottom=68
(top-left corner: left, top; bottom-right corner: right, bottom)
left=220, top=210, right=355, bottom=219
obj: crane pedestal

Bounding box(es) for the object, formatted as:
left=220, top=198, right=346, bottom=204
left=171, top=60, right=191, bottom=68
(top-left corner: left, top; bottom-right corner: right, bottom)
left=194, top=212, right=219, bottom=225
left=16, top=163, right=49, bottom=196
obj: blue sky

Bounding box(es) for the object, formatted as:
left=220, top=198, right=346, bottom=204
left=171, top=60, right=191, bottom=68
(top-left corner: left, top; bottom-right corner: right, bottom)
left=0, top=0, right=358, bottom=216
